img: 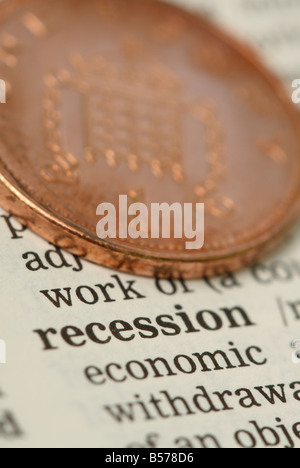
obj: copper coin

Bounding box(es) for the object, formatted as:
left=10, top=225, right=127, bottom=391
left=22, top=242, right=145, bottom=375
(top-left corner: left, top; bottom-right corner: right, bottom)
left=0, top=0, right=300, bottom=279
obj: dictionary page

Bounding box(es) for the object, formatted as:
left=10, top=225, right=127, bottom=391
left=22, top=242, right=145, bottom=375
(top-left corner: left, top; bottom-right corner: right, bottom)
left=1, top=0, right=300, bottom=450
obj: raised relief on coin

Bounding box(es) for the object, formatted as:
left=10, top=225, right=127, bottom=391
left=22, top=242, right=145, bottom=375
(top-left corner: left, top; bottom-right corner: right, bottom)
left=41, top=74, right=79, bottom=185
left=190, top=100, right=231, bottom=214
left=22, top=12, right=48, bottom=38
left=233, top=82, right=277, bottom=115
left=0, top=33, right=20, bottom=68
left=151, top=13, right=188, bottom=44
left=191, top=39, right=239, bottom=77
left=256, top=138, right=288, bottom=165
left=41, top=52, right=184, bottom=183
left=41, top=48, right=230, bottom=212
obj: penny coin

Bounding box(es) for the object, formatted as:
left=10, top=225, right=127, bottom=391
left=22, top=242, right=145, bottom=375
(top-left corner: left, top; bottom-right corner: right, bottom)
left=0, top=0, right=300, bottom=279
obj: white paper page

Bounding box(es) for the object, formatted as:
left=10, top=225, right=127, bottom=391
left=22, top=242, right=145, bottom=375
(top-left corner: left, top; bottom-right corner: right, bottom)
left=1, top=209, right=300, bottom=449
left=1, top=0, right=300, bottom=449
